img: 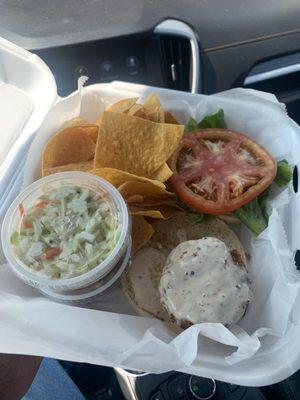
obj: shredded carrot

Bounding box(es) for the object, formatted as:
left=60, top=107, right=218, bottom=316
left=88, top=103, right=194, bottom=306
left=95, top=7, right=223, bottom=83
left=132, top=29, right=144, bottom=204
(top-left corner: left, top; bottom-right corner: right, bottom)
left=35, top=200, right=49, bottom=208
left=95, top=191, right=109, bottom=201
left=22, top=219, right=33, bottom=229
left=18, top=203, right=25, bottom=216
left=40, top=247, right=62, bottom=260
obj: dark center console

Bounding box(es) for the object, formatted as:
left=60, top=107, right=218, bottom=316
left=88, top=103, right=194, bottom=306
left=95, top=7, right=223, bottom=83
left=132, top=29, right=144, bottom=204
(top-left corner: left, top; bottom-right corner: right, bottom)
left=33, top=22, right=195, bottom=97
left=115, top=370, right=267, bottom=400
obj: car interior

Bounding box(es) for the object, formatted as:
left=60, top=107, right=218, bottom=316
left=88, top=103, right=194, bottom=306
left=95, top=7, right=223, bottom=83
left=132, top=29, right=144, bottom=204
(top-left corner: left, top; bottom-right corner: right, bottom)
left=1, top=1, right=300, bottom=399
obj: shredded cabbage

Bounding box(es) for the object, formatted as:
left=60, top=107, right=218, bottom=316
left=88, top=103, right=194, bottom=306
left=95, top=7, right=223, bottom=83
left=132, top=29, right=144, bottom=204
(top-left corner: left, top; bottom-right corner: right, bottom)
left=11, top=185, right=121, bottom=279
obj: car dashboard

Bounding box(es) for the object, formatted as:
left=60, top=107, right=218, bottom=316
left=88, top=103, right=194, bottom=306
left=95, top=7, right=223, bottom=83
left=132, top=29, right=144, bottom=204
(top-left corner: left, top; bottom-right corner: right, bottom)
left=2, top=0, right=300, bottom=118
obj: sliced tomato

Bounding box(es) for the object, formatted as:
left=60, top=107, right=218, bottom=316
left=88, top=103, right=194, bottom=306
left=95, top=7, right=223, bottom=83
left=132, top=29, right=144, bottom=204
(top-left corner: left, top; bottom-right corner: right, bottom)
left=168, top=129, right=277, bottom=214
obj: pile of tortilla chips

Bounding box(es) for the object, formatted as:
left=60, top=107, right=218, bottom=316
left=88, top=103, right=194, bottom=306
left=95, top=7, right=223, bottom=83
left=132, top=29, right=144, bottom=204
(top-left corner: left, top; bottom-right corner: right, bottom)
left=41, top=94, right=184, bottom=252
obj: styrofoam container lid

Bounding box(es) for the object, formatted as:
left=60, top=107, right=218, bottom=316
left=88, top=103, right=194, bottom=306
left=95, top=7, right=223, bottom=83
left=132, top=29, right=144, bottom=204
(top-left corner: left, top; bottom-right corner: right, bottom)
left=0, top=36, right=57, bottom=217
left=1, top=171, right=130, bottom=291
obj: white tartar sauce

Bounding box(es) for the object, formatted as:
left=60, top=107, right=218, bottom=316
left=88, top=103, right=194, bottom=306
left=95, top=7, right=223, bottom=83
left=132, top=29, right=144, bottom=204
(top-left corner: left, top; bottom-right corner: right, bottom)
left=159, top=237, right=252, bottom=326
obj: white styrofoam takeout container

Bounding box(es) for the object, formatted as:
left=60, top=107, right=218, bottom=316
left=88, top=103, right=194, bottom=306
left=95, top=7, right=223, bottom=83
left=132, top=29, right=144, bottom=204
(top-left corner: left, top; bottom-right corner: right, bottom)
left=1, top=35, right=300, bottom=387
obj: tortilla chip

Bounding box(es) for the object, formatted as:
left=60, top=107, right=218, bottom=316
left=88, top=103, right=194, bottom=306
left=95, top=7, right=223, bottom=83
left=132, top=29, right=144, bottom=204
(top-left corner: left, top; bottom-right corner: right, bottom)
left=127, top=103, right=143, bottom=116
left=126, top=194, right=144, bottom=203
left=150, top=163, right=173, bottom=182
left=62, top=118, right=89, bottom=128
left=42, top=126, right=98, bottom=169
left=61, top=119, right=98, bottom=142
left=139, top=197, right=178, bottom=207
left=129, top=204, right=177, bottom=220
left=118, top=181, right=175, bottom=200
left=85, top=127, right=98, bottom=143
left=143, top=93, right=162, bottom=108
left=94, top=111, right=184, bottom=177
left=42, top=160, right=93, bottom=177
left=92, top=168, right=165, bottom=189
left=96, top=113, right=103, bottom=126
left=134, top=105, right=164, bottom=123
left=131, top=94, right=165, bottom=123
left=127, top=196, right=177, bottom=207
left=131, top=209, right=167, bottom=219
left=106, top=98, right=138, bottom=113
left=131, top=215, right=154, bottom=253
left=164, top=111, right=179, bottom=124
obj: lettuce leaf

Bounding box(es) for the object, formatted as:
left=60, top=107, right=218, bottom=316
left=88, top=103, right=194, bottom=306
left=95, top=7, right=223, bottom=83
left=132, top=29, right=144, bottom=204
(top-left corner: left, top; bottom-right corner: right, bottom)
left=195, top=214, right=215, bottom=223
left=234, top=159, right=293, bottom=235
left=185, top=117, right=198, bottom=133
left=185, top=109, right=227, bottom=132
left=234, top=190, right=269, bottom=236
left=274, top=159, right=293, bottom=187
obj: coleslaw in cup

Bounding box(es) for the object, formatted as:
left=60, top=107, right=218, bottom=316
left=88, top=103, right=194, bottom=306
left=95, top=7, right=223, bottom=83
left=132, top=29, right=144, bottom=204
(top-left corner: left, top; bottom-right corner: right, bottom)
left=1, top=172, right=130, bottom=293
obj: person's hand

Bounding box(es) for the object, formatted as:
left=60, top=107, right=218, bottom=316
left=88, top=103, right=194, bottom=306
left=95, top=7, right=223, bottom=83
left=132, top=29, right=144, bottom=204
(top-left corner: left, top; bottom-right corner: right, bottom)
left=0, top=354, right=42, bottom=400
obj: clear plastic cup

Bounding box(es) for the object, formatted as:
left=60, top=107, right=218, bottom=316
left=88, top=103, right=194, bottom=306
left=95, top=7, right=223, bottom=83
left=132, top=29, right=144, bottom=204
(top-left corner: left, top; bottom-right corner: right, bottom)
left=39, top=239, right=132, bottom=304
left=1, top=171, right=130, bottom=293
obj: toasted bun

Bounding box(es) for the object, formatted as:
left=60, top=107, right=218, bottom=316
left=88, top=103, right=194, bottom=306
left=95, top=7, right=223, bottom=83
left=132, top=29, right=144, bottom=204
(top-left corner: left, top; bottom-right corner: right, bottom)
left=122, top=211, right=248, bottom=332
